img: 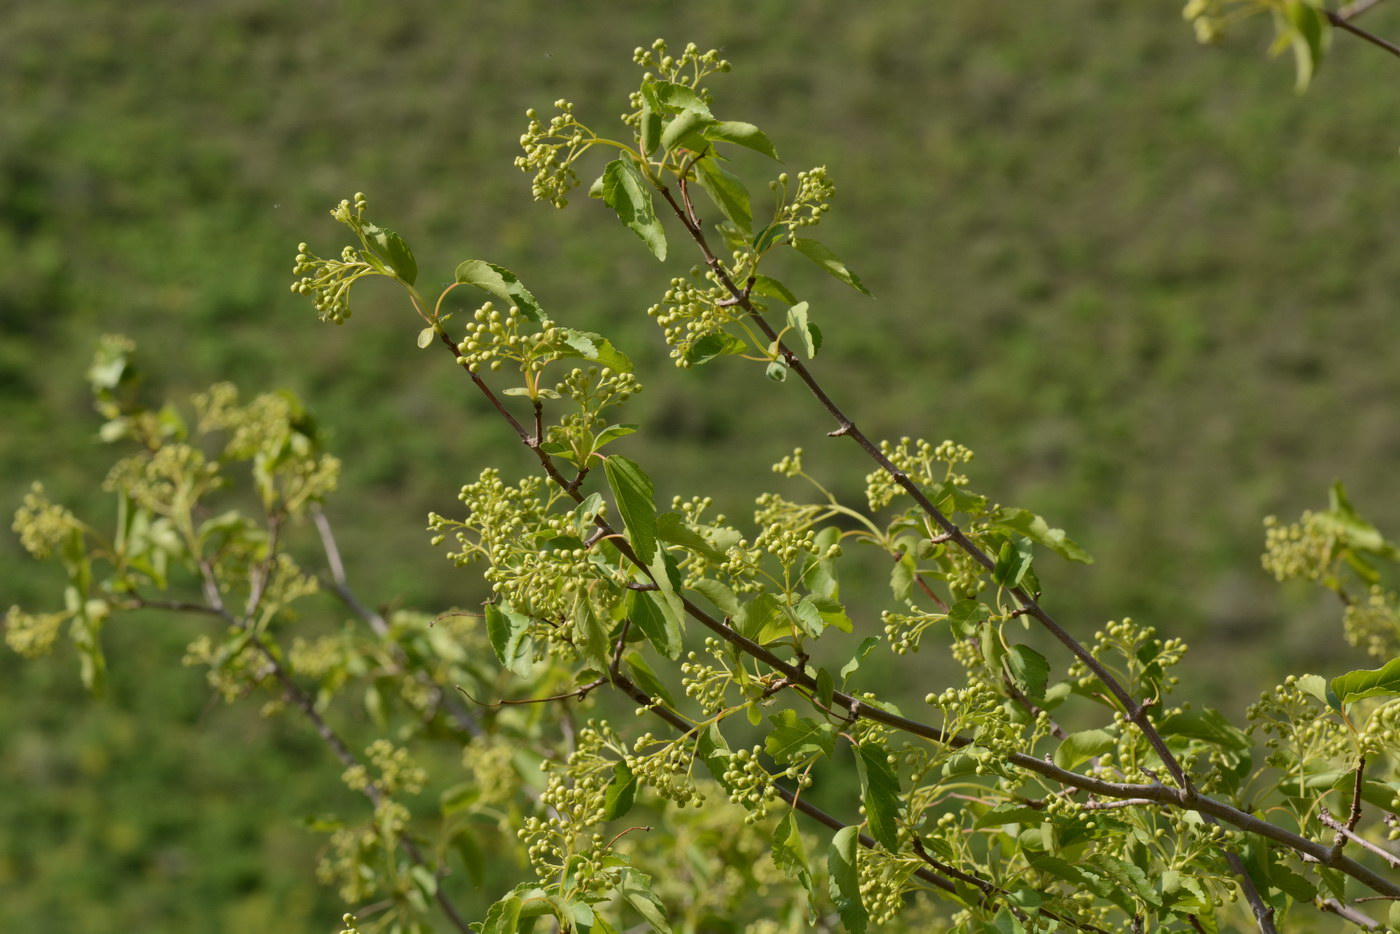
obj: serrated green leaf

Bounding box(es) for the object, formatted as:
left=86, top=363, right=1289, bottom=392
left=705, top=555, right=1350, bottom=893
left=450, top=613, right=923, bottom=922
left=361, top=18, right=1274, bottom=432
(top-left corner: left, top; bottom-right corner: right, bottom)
left=854, top=743, right=901, bottom=850
left=574, top=595, right=610, bottom=669
left=661, top=108, right=715, bottom=154
left=751, top=274, right=798, bottom=304
left=839, top=637, right=880, bottom=684
left=766, top=709, right=835, bottom=762
left=684, top=331, right=748, bottom=366
left=362, top=223, right=417, bottom=285
left=602, top=159, right=667, bottom=260
left=946, top=599, right=990, bottom=638
left=647, top=81, right=711, bottom=116
left=1155, top=707, right=1250, bottom=751
left=552, top=328, right=634, bottom=373
left=454, top=260, right=545, bottom=323
left=703, top=120, right=780, bottom=160
left=993, top=537, right=1034, bottom=588
left=593, top=424, right=637, bottom=452
left=624, top=650, right=676, bottom=708
left=1332, top=657, right=1400, bottom=708
left=791, top=237, right=872, bottom=296
left=479, top=894, right=522, bottom=934
left=605, top=455, right=657, bottom=565
left=629, top=588, right=682, bottom=659
left=827, top=825, right=868, bottom=934
left=1053, top=729, right=1117, bottom=770
left=816, top=667, right=835, bottom=709
left=655, top=511, right=724, bottom=562
left=485, top=602, right=533, bottom=676
left=692, top=578, right=740, bottom=617
left=785, top=301, right=818, bottom=359
left=617, top=868, right=672, bottom=934
left=772, top=810, right=811, bottom=883
left=993, top=507, right=1093, bottom=564
left=694, top=157, right=752, bottom=234
left=604, top=760, right=638, bottom=820
left=736, top=592, right=787, bottom=644
left=1006, top=644, right=1050, bottom=703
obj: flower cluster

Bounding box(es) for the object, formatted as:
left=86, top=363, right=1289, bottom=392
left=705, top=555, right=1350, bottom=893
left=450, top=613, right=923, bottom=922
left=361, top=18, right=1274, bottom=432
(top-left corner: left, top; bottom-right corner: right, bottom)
left=631, top=39, right=730, bottom=89
left=1261, top=511, right=1338, bottom=583
left=1343, top=585, right=1400, bottom=660
left=289, top=194, right=374, bottom=323
left=865, top=437, right=975, bottom=512
left=774, top=167, right=835, bottom=233
left=721, top=746, right=780, bottom=824
left=628, top=732, right=705, bottom=807
left=454, top=302, right=559, bottom=374
left=3, top=606, right=67, bottom=658
left=104, top=444, right=222, bottom=516
left=646, top=272, right=741, bottom=366
left=515, top=100, right=589, bottom=208
left=11, top=483, right=80, bottom=560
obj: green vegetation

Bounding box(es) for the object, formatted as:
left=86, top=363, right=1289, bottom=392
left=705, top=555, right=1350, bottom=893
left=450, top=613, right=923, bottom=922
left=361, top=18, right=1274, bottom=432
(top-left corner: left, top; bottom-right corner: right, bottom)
left=5, top=3, right=1400, bottom=932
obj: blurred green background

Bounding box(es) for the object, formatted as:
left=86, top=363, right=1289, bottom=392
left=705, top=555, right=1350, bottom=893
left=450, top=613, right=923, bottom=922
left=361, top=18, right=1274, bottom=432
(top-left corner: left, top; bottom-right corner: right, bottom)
left=4, top=1, right=1399, bottom=930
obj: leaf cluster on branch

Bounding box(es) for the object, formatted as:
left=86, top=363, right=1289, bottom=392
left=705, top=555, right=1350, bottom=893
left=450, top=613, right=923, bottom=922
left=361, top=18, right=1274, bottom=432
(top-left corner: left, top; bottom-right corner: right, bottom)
left=10, top=23, right=1400, bottom=934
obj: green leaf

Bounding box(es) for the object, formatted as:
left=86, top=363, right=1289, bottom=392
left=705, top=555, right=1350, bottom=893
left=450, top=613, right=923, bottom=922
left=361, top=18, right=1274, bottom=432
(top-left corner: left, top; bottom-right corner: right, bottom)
left=1296, top=672, right=1342, bottom=712
left=574, top=596, right=610, bottom=669
left=362, top=223, right=417, bottom=285
left=602, top=159, right=667, bottom=261
left=604, top=455, right=658, bottom=565
left=454, top=260, right=545, bottom=323
left=752, top=222, right=788, bottom=253
left=1282, top=0, right=1330, bottom=92
left=992, top=537, right=1034, bottom=589
left=647, top=81, right=711, bottom=116
left=751, top=275, right=799, bottom=305
left=692, top=578, right=740, bottom=617
left=703, top=120, right=780, bottom=160
left=479, top=894, right=522, bottom=934
left=1389, top=899, right=1400, bottom=930
left=552, top=329, right=634, bottom=373
left=772, top=810, right=811, bottom=883
left=798, top=594, right=853, bottom=634
left=655, top=511, right=725, bottom=562
left=604, top=760, right=638, bottom=820
left=736, top=592, right=787, bottom=644
left=766, top=709, right=835, bottom=763
left=684, top=331, right=748, bottom=366
left=816, top=667, right=835, bottom=709
left=791, top=237, right=872, bottom=296
left=785, top=301, right=820, bottom=359
left=617, top=868, right=672, bottom=934
left=661, top=108, right=715, bottom=153
left=629, top=588, right=682, bottom=659
left=416, top=326, right=435, bottom=349
left=993, top=507, right=1093, bottom=564
left=1155, top=707, right=1250, bottom=751
left=854, top=743, right=901, bottom=851
left=639, top=94, right=661, bottom=157
left=1053, top=729, right=1116, bottom=770
left=946, top=600, right=990, bottom=639
left=1332, top=657, right=1400, bottom=708
left=694, top=157, right=752, bottom=234
left=827, top=826, right=868, bottom=934
left=974, top=802, right=1047, bottom=829
left=1006, top=644, right=1050, bottom=703
left=623, top=651, right=676, bottom=708
left=839, top=637, right=880, bottom=684
left=484, top=602, right=533, bottom=677
left=593, top=424, right=637, bottom=452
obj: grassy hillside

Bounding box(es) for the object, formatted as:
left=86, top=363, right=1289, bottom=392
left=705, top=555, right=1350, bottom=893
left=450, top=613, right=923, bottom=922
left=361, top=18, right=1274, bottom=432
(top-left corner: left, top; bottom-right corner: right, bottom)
left=3, top=2, right=1399, bottom=930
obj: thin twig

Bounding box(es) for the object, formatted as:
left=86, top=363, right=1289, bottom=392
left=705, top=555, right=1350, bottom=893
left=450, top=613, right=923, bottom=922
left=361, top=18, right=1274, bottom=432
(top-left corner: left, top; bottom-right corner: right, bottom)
left=1320, top=809, right=1400, bottom=869
left=1329, top=756, right=1368, bottom=862
left=1318, top=897, right=1380, bottom=929
left=1328, top=10, right=1400, bottom=59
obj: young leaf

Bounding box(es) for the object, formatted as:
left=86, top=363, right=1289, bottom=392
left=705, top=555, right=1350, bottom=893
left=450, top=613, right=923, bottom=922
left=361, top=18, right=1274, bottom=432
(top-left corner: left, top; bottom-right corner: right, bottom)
left=604, top=455, right=658, bottom=565
left=766, top=358, right=789, bottom=382
left=1053, top=729, right=1117, bottom=770
left=362, top=223, right=417, bottom=285
left=736, top=592, right=787, bottom=644
left=624, top=651, right=676, bottom=708
left=416, top=326, right=435, bottom=349
left=602, top=159, right=667, bottom=261
left=694, top=157, right=753, bottom=234
left=992, top=537, right=1034, bottom=589
left=1283, top=0, right=1330, bottom=92
left=839, top=636, right=880, bottom=684
left=629, top=588, right=683, bottom=660
left=551, top=329, right=634, bottom=374
left=604, top=760, right=638, bottom=820
left=648, top=81, right=711, bottom=116
left=655, top=512, right=724, bottom=562
left=751, top=274, right=799, bottom=304
left=692, top=578, right=740, bottom=617
left=661, top=108, right=715, bottom=154
left=639, top=94, right=661, bottom=157
left=772, top=811, right=812, bottom=884
left=993, top=507, right=1094, bottom=564
left=592, top=424, right=637, bottom=452
left=683, top=331, right=748, bottom=367
left=827, top=826, right=868, bottom=934
left=945, top=599, right=990, bottom=639
left=791, top=237, right=872, bottom=296
left=1332, top=657, right=1400, bottom=709
left=454, top=260, right=545, bottom=323
left=485, top=602, right=533, bottom=676
left=1006, top=644, right=1050, bottom=703
left=703, top=120, right=780, bottom=160
left=617, top=868, right=673, bottom=934
left=765, top=709, right=835, bottom=763
left=853, top=742, right=901, bottom=851
left=785, top=301, right=820, bottom=359
left=815, top=667, right=835, bottom=709
left=479, top=894, right=523, bottom=934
